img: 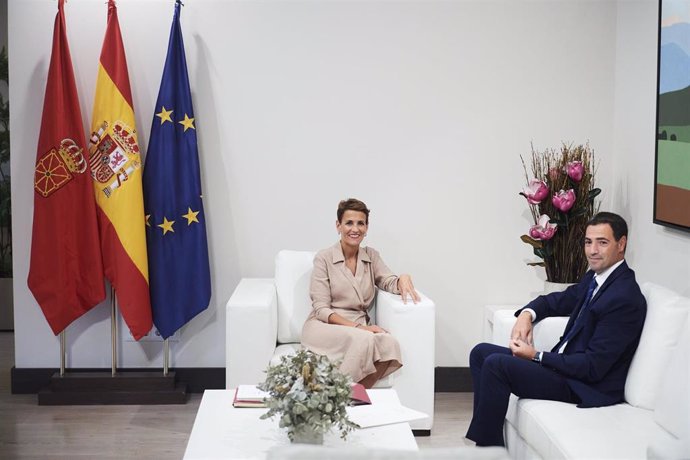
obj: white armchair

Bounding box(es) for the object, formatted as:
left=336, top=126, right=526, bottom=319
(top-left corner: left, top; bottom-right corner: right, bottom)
left=226, top=250, right=436, bottom=433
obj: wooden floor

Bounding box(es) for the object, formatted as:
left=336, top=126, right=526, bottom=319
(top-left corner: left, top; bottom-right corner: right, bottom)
left=0, top=332, right=474, bottom=458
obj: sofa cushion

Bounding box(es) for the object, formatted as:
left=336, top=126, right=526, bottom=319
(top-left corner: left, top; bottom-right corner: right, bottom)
left=624, top=283, right=690, bottom=409
left=654, top=314, right=690, bottom=440
left=506, top=396, right=675, bottom=459
left=647, top=439, right=690, bottom=460
left=275, top=250, right=316, bottom=343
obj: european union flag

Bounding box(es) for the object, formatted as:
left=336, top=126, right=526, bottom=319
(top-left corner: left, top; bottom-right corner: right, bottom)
left=143, top=1, right=211, bottom=340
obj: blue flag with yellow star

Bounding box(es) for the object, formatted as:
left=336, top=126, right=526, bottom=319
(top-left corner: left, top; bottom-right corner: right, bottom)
left=143, top=1, right=211, bottom=340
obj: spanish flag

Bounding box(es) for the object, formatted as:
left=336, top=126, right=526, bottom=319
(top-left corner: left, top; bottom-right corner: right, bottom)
left=89, top=0, right=151, bottom=340
left=28, top=0, right=105, bottom=335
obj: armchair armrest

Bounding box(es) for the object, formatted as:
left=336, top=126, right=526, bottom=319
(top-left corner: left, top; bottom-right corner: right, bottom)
left=376, top=290, right=435, bottom=430
left=226, top=278, right=278, bottom=389
left=491, top=308, right=569, bottom=351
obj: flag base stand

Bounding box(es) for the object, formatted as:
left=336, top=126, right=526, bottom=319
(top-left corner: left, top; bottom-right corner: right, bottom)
left=37, top=371, right=188, bottom=405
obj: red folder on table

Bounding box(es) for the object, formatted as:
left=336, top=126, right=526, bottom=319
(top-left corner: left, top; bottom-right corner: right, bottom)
left=350, top=383, right=372, bottom=406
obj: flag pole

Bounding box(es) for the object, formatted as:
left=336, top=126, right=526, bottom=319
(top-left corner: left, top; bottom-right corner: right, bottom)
left=111, top=286, right=117, bottom=376
left=59, top=330, right=66, bottom=377
left=163, top=338, right=169, bottom=376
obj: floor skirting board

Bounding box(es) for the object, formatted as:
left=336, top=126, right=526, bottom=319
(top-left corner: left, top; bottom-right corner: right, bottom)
left=11, top=367, right=224, bottom=394
left=435, top=367, right=473, bottom=392
left=12, top=366, right=472, bottom=394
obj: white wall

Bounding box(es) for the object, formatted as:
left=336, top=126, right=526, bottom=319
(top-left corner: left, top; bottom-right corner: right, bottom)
left=12, top=0, right=673, bottom=371
left=612, top=0, right=690, bottom=296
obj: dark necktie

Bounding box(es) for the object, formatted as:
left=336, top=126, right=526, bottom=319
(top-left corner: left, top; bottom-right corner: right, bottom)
left=561, top=277, right=598, bottom=346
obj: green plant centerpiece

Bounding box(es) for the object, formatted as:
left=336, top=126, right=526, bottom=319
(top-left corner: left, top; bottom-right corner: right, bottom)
left=258, top=349, right=359, bottom=444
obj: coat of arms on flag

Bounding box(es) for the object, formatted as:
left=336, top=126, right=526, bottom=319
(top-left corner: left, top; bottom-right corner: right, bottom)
left=34, top=138, right=87, bottom=198
left=89, top=120, right=142, bottom=198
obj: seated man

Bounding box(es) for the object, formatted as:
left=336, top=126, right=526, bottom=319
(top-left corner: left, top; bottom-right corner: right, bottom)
left=466, top=212, right=647, bottom=447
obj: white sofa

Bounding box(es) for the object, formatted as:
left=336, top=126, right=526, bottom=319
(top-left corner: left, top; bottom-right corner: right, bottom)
left=226, top=250, right=436, bottom=432
left=491, top=282, right=690, bottom=459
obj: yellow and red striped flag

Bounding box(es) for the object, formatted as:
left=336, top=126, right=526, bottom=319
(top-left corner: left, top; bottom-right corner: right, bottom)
left=88, top=0, right=151, bottom=340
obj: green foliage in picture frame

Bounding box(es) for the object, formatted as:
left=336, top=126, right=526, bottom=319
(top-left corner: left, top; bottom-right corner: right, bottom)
left=655, top=0, right=690, bottom=231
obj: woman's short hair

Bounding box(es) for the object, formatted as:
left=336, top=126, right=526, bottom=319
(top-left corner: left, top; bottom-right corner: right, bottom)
left=337, top=198, right=370, bottom=223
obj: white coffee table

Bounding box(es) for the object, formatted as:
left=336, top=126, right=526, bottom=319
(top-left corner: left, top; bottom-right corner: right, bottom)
left=184, top=388, right=418, bottom=459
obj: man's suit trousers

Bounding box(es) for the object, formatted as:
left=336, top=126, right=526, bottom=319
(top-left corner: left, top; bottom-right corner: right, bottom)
left=465, top=343, right=580, bottom=446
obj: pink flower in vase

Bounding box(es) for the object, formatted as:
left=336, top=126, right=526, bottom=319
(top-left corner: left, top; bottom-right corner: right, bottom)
left=529, top=214, right=557, bottom=240
left=521, top=179, right=550, bottom=204
left=552, top=189, right=576, bottom=212
left=565, top=161, right=584, bottom=182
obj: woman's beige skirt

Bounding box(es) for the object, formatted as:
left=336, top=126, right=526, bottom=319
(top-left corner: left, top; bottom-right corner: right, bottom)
left=301, top=317, right=402, bottom=383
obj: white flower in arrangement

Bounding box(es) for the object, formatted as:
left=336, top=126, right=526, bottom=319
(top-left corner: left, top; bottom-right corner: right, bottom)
left=258, top=349, right=359, bottom=442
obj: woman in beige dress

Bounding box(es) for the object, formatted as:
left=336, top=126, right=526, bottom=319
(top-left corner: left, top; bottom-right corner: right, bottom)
left=301, top=198, right=420, bottom=388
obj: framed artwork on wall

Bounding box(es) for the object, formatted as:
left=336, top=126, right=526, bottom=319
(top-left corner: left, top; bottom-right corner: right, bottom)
left=655, top=0, right=690, bottom=232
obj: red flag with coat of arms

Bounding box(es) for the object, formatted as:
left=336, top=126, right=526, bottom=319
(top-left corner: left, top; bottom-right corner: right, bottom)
left=28, top=0, right=106, bottom=335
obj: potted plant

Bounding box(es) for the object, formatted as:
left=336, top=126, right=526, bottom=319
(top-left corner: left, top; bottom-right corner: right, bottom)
left=258, top=349, right=359, bottom=444
left=0, top=46, right=12, bottom=330
left=519, top=142, right=601, bottom=285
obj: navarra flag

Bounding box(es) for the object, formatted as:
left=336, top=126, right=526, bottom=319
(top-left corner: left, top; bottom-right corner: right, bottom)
left=143, top=1, right=211, bottom=339
left=28, top=0, right=105, bottom=335
left=89, top=0, right=152, bottom=340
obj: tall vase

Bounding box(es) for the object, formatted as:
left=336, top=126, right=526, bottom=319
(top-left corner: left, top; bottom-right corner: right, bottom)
left=543, top=281, right=575, bottom=294
left=289, top=425, right=324, bottom=445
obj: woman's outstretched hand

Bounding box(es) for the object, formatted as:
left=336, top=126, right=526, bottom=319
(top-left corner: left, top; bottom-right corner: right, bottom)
left=397, top=274, right=420, bottom=304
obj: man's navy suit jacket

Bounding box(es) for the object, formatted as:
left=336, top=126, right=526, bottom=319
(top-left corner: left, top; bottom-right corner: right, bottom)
left=518, top=261, right=646, bottom=408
